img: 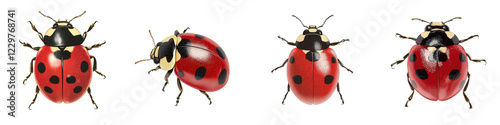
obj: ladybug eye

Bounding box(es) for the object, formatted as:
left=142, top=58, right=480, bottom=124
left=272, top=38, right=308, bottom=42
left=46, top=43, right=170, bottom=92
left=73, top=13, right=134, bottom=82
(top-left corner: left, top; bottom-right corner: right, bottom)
left=68, top=24, right=73, bottom=28
left=53, top=24, right=58, bottom=28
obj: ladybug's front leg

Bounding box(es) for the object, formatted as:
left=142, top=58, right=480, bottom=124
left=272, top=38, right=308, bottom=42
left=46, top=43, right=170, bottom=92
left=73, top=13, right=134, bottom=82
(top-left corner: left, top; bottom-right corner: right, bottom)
left=330, top=39, right=350, bottom=46
left=405, top=73, right=415, bottom=107
left=28, top=21, right=44, bottom=41
left=87, top=87, right=98, bottom=109
left=19, top=40, right=40, bottom=51
left=391, top=53, right=409, bottom=69
left=86, top=41, right=106, bottom=50
left=162, top=69, right=173, bottom=92
left=271, top=58, right=288, bottom=73
left=83, top=21, right=97, bottom=40
left=277, top=36, right=296, bottom=46
left=395, top=33, right=417, bottom=41
left=175, top=78, right=183, bottom=106
left=459, top=35, right=479, bottom=44
left=466, top=53, right=487, bottom=64
left=282, top=84, right=290, bottom=105
left=28, top=86, right=39, bottom=110
left=148, top=66, right=161, bottom=74
left=463, top=72, right=472, bottom=109
left=22, top=57, right=36, bottom=84
left=90, top=55, right=106, bottom=79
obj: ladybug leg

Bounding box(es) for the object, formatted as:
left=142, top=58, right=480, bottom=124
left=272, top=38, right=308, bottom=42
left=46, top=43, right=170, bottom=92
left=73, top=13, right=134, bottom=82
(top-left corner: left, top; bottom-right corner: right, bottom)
left=271, top=58, right=288, bottom=73
left=148, top=66, right=161, bottom=74
left=28, top=86, right=39, bottom=110
left=391, top=53, right=409, bottom=69
left=395, top=33, right=417, bottom=41
left=464, top=72, right=473, bottom=109
left=459, top=35, right=479, bottom=44
left=281, top=84, right=290, bottom=105
left=87, top=87, right=99, bottom=109
left=466, top=53, right=487, bottom=65
left=405, top=73, right=415, bottom=107
left=83, top=21, right=97, bottom=40
left=86, top=41, right=106, bottom=50
left=199, top=90, right=212, bottom=105
left=175, top=78, right=183, bottom=106
left=90, top=55, right=106, bottom=79
left=338, top=59, right=353, bottom=74
left=337, top=83, right=345, bottom=104
left=182, top=27, right=190, bottom=33
left=28, top=21, right=44, bottom=41
left=329, top=39, right=350, bottom=46
left=277, top=36, right=295, bottom=46
left=162, top=69, right=173, bottom=92
left=22, top=57, right=36, bottom=85
left=19, top=40, right=40, bottom=51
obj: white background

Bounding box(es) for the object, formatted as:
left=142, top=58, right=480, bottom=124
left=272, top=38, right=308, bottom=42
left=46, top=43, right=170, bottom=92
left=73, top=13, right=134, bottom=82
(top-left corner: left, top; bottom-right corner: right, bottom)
left=2, top=0, right=500, bottom=125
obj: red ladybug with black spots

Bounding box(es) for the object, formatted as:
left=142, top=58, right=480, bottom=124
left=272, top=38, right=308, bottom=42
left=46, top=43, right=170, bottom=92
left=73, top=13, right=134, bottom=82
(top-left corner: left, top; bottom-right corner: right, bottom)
left=392, top=17, right=486, bottom=109
left=271, top=15, right=352, bottom=105
left=136, top=28, right=229, bottom=106
left=20, top=11, right=106, bottom=109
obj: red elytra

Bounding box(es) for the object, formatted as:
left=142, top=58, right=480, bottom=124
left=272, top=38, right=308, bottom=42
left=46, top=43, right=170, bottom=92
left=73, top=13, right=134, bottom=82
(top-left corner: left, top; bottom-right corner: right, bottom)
left=175, top=33, right=229, bottom=92
left=408, top=45, right=468, bottom=101
left=34, top=45, right=92, bottom=103
left=287, top=48, right=339, bottom=104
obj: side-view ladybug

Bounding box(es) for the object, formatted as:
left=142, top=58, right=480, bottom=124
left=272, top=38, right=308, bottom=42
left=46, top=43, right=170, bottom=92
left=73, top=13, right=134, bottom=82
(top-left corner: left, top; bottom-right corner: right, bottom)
left=20, top=11, right=106, bottom=109
left=391, top=17, right=486, bottom=109
left=135, top=28, right=229, bottom=106
left=271, top=15, right=352, bottom=105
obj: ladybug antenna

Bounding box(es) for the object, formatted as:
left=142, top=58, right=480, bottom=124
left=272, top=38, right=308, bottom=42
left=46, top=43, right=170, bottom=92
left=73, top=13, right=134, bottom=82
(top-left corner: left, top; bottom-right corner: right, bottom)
left=69, top=11, right=86, bottom=22
left=411, top=18, right=430, bottom=23
left=38, top=11, right=56, bottom=22
left=135, top=59, right=152, bottom=64
left=148, top=30, right=156, bottom=47
left=318, top=15, right=334, bottom=28
left=292, top=15, right=308, bottom=28
left=443, top=17, right=462, bottom=24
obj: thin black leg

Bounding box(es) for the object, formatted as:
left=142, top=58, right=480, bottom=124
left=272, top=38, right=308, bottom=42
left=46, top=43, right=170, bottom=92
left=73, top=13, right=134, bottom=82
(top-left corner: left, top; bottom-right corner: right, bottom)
left=459, top=35, right=479, bottom=44
left=338, top=59, right=353, bottom=74
left=90, top=55, right=106, bottom=79
left=271, top=59, right=288, bottom=73
left=391, top=53, right=409, bottom=69
left=162, top=69, right=173, bottom=92
left=282, top=84, right=290, bottom=105
left=175, top=78, right=183, bottom=106
left=87, top=88, right=98, bottom=109
left=405, top=73, right=415, bottom=107
left=199, top=90, right=212, bottom=105
left=277, top=36, right=295, bottom=45
left=28, top=86, right=40, bottom=110
left=86, top=41, right=106, bottom=50
left=148, top=66, right=161, bottom=74
left=23, top=57, right=36, bottom=84
left=466, top=53, right=487, bottom=64
left=330, top=39, right=349, bottom=46
left=337, top=83, right=345, bottom=104
left=395, top=33, right=417, bottom=41
left=464, top=72, right=472, bottom=109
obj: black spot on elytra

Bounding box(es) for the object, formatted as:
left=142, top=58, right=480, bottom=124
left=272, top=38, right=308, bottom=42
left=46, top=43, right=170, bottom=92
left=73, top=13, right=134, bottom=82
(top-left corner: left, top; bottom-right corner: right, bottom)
left=459, top=80, right=466, bottom=88
left=66, top=76, right=76, bottom=84
left=81, top=61, right=89, bottom=72
left=289, top=56, right=295, bottom=64
left=411, top=80, right=418, bottom=88
left=331, top=56, right=337, bottom=63
left=53, top=50, right=71, bottom=60
left=73, top=86, right=82, bottom=93
left=292, top=75, right=302, bottom=84
left=409, top=53, right=417, bottom=62
left=49, top=76, right=59, bottom=84
left=218, top=69, right=227, bottom=85
left=438, top=52, right=448, bottom=62
left=37, top=62, right=46, bottom=73
left=44, top=86, right=53, bottom=93
left=195, top=34, right=205, bottom=39
left=305, top=51, right=320, bottom=62
left=216, top=47, right=226, bottom=60
left=449, top=69, right=461, bottom=80
left=324, top=75, right=334, bottom=84
left=195, top=67, right=206, bottom=80
left=177, top=70, right=185, bottom=77
left=459, top=53, right=466, bottom=62
left=177, top=39, right=191, bottom=58
left=415, top=69, right=428, bottom=80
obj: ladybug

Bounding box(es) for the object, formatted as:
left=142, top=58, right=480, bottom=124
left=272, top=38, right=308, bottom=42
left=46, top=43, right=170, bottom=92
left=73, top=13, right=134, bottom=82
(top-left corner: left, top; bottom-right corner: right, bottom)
left=20, top=11, right=106, bottom=109
left=391, top=17, right=486, bottom=109
left=271, top=15, right=352, bottom=105
left=135, top=28, right=229, bottom=106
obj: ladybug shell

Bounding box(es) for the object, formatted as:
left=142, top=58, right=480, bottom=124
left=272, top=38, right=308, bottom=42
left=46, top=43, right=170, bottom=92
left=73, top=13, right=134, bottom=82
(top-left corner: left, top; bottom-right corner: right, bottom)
left=407, top=45, right=468, bottom=101
left=174, top=33, right=229, bottom=92
left=34, top=45, right=92, bottom=103
left=287, top=48, right=339, bottom=105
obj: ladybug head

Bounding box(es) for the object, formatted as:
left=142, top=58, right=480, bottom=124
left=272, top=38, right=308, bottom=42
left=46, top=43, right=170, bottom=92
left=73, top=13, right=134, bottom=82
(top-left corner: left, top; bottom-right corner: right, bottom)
left=292, top=15, right=333, bottom=36
left=413, top=17, right=461, bottom=31
left=144, top=30, right=181, bottom=71
left=40, top=11, right=86, bottom=47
